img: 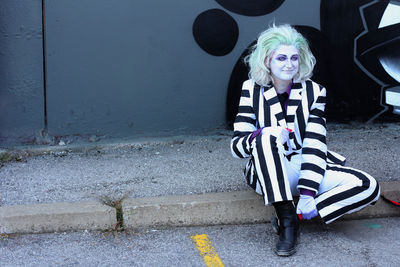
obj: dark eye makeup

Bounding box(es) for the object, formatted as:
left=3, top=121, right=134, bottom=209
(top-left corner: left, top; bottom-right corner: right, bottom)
left=275, top=54, right=299, bottom=61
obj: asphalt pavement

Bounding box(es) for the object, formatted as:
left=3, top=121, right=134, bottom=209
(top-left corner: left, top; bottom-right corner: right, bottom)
left=1, top=217, right=399, bottom=266
left=1, top=123, right=399, bottom=206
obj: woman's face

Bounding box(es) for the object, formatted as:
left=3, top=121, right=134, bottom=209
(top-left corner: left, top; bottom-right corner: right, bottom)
left=268, top=44, right=299, bottom=83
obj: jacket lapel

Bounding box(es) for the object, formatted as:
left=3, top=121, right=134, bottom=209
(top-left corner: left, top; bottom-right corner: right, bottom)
left=263, top=85, right=287, bottom=129
left=286, top=81, right=305, bottom=150
left=286, top=82, right=303, bottom=129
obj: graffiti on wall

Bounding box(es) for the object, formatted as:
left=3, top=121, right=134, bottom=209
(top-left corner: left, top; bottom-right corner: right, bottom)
left=192, top=0, right=400, bottom=127
left=354, top=0, right=400, bottom=119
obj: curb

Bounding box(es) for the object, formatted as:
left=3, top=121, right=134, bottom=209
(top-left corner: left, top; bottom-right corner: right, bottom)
left=123, top=191, right=273, bottom=228
left=0, top=182, right=399, bottom=234
left=122, top=182, right=400, bottom=229
left=0, top=201, right=116, bottom=234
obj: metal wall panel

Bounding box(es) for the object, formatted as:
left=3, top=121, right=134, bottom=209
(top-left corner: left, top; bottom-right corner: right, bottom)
left=0, top=0, right=45, bottom=144
left=45, top=0, right=320, bottom=138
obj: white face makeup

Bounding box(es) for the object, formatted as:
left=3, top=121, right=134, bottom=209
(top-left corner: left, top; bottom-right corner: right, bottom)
left=268, top=45, right=300, bottom=83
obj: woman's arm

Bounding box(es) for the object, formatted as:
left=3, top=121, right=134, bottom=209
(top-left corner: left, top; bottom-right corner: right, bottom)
left=231, top=80, right=258, bottom=159
left=297, top=86, right=328, bottom=194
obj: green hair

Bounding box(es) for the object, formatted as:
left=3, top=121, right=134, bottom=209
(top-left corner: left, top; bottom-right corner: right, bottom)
left=244, top=24, right=316, bottom=86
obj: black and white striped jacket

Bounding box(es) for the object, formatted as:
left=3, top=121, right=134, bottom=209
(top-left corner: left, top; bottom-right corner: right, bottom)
left=231, top=79, right=346, bottom=193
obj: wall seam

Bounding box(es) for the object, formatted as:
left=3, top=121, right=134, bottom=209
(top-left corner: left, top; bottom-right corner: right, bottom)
left=41, top=0, right=48, bottom=131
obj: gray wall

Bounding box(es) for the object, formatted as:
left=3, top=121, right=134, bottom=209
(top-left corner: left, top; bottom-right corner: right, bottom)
left=0, top=0, right=44, bottom=143
left=0, top=0, right=320, bottom=144
left=45, top=0, right=319, bottom=137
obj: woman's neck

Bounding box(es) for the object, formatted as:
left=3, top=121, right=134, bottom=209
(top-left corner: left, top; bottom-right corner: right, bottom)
left=273, top=79, right=292, bottom=94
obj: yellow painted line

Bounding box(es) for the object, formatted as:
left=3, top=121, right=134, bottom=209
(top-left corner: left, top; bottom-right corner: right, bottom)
left=191, top=234, right=224, bottom=267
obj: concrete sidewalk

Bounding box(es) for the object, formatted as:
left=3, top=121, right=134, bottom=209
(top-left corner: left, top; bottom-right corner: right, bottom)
left=0, top=123, right=399, bottom=234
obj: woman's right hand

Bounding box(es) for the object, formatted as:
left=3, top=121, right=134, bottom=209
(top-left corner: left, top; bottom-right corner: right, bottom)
left=261, top=126, right=291, bottom=145
left=296, top=195, right=318, bottom=220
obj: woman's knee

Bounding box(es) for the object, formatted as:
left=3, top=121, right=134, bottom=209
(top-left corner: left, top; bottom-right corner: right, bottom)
left=355, top=171, right=380, bottom=203
left=368, top=176, right=380, bottom=202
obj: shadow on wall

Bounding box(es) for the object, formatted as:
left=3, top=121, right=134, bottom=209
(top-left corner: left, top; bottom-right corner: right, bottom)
left=192, top=0, right=400, bottom=129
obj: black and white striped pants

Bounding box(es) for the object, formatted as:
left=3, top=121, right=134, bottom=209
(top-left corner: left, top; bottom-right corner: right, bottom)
left=251, top=133, right=380, bottom=224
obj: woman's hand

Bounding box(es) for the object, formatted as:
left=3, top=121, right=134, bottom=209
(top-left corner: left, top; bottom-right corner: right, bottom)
left=296, top=195, right=318, bottom=220
left=261, top=126, right=291, bottom=145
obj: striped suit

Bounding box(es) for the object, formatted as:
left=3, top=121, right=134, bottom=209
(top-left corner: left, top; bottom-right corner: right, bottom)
left=231, top=79, right=380, bottom=223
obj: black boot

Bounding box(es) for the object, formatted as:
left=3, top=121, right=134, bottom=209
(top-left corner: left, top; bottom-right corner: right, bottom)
left=272, top=201, right=299, bottom=256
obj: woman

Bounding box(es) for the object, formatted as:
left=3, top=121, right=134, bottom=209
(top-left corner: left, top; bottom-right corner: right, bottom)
left=231, top=24, right=380, bottom=256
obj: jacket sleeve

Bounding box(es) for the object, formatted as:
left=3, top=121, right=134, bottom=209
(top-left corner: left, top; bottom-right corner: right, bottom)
left=297, top=86, right=327, bottom=194
left=230, top=80, right=257, bottom=159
